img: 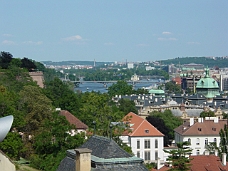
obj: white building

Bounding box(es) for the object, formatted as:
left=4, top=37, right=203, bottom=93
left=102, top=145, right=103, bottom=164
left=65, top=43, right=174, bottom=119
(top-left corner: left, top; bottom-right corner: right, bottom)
left=127, top=63, right=134, bottom=69
left=120, top=112, right=164, bottom=163
left=174, top=117, right=226, bottom=155
left=146, top=66, right=155, bottom=71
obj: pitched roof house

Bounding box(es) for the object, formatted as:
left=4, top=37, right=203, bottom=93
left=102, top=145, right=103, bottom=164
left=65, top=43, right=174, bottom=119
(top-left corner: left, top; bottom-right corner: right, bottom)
left=57, top=135, right=148, bottom=171
left=120, top=112, right=164, bottom=164
left=59, top=110, right=88, bottom=135
left=174, top=117, right=226, bottom=155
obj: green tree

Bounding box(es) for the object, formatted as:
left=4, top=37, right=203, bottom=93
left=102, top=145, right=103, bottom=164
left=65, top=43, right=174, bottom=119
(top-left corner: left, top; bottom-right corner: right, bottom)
left=0, top=132, right=25, bottom=160
left=165, top=81, right=182, bottom=94
left=0, top=51, right=13, bottom=69
left=108, top=80, right=133, bottom=97
left=148, top=110, right=182, bottom=144
left=43, top=77, right=80, bottom=114
left=21, top=57, right=37, bottom=71
left=118, top=98, right=138, bottom=114
left=31, top=112, right=85, bottom=171
left=164, top=141, right=192, bottom=171
left=200, top=111, right=215, bottom=118
left=19, top=85, right=53, bottom=134
left=219, top=124, right=228, bottom=157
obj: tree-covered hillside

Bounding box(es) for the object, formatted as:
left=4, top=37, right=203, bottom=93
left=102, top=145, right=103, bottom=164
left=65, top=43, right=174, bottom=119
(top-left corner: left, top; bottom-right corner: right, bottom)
left=160, top=57, right=228, bottom=68
left=0, top=51, right=140, bottom=171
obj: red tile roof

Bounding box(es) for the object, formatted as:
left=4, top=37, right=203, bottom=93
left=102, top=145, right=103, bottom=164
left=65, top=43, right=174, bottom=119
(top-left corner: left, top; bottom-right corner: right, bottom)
left=122, top=112, right=163, bottom=137
left=152, top=155, right=228, bottom=171
left=59, top=110, right=88, bottom=129
left=172, top=77, right=181, bottom=85
left=190, top=155, right=228, bottom=171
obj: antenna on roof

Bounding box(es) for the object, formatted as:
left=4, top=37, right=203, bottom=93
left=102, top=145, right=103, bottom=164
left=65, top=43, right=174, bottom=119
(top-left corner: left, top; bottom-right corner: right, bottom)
left=92, top=121, right=96, bottom=135
left=109, top=124, right=113, bottom=140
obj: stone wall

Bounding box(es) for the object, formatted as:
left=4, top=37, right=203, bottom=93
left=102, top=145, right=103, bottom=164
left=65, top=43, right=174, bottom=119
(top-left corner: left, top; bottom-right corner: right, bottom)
left=0, top=150, right=16, bottom=171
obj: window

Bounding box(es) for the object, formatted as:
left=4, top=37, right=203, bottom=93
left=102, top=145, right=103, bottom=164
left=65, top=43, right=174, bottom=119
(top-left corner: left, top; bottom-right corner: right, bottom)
left=155, top=139, right=158, bottom=148
left=137, top=151, right=140, bottom=158
left=205, top=138, right=208, bottom=145
left=145, top=129, right=149, bottom=133
left=196, top=138, right=200, bottom=145
left=145, top=139, right=150, bottom=149
left=196, top=150, right=200, bottom=155
left=155, top=151, right=158, bottom=160
left=137, top=140, right=140, bottom=149
left=188, top=138, right=191, bottom=144
left=145, top=151, right=150, bottom=160
left=214, top=138, right=217, bottom=143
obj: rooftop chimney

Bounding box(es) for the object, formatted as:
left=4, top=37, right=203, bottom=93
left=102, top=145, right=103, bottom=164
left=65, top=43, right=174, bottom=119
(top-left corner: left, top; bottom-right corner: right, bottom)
left=205, top=150, right=210, bottom=155
left=75, top=148, right=92, bottom=171
left=214, top=117, right=219, bottom=123
left=222, top=153, right=226, bottom=166
left=157, top=157, right=162, bottom=170
left=190, top=118, right=194, bottom=126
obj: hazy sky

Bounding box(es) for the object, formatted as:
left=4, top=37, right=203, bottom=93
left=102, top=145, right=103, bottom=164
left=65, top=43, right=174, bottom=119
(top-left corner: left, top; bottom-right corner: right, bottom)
left=1, top=1, right=227, bottom=62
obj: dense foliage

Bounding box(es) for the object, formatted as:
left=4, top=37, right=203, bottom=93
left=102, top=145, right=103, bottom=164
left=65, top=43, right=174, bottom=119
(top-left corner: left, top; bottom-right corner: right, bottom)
left=0, top=51, right=140, bottom=170
left=147, top=110, right=183, bottom=146
left=165, top=81, right=182, bottom=94
left=161, top=56, right=228, bottom=68
left=164, top=141, right=192, bottom=171
left=108, top=80, right=148, bottom=97
left=199, top=110, right=215, bottom=118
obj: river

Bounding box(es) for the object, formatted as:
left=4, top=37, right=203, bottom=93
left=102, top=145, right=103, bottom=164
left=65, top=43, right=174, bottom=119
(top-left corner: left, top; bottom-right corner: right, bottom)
left=74, top=79, right=164, bottom=93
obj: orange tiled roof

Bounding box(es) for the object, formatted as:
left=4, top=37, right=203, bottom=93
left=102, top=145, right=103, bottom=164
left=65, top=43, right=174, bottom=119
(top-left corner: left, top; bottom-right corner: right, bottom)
left=122, top=112, right=163, bottom=137
left=59, top=110, right=88, bottom=129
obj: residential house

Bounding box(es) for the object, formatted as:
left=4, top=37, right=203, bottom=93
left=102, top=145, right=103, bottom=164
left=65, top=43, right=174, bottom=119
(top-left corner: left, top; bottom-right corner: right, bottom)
left=120, top=112, right=164, bottom=163
left=59, top=110, right=88, bottom=135
left=57, top=135, right=148, bottom=171
left=174, top=117, right=226, bottom=155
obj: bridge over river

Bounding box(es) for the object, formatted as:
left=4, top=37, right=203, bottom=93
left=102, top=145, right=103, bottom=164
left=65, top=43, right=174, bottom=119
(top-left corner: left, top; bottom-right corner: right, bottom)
left=70, top=79, right=163, bottom=84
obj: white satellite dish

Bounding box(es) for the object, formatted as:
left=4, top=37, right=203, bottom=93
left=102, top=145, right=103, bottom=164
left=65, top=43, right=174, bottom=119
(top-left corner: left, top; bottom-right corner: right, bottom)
left=0, top=115, right=14, bottom=142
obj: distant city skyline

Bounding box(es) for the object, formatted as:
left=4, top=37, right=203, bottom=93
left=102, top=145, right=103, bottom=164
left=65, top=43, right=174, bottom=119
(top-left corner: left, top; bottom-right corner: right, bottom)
left=1, top=1, right=227, bottom=62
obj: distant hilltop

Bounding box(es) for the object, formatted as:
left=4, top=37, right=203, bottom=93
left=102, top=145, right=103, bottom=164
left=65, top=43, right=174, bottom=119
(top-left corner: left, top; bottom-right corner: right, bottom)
left=41, top=60, right=112, bottom=67
left=42, top=56, right=228, bottom=68
left=160, top=56, right=228, bottom=68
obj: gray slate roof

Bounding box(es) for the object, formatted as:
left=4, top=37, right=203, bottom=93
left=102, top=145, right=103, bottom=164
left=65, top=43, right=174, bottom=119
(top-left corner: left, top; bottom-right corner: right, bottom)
left=57, top=135, right=148, bottom=171
left=80, top=135, right=132, bottom=159
left=171, top=109, right=203, bottom=117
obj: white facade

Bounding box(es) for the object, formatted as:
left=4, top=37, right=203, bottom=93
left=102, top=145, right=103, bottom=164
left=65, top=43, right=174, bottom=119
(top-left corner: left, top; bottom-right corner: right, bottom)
left=175, top=133, right=220, bottom=155
left=174, top=117, right=224, bottom=156
left=120, top=135, right=164, bottom=163
left=127, top=63, right=134, bottom=69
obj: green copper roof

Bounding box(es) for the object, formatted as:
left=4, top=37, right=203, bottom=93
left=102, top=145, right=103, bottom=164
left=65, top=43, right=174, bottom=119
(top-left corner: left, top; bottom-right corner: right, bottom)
left=196, top=67, right=219, bottom=89
left=149, top=89, right=165, bottom=94
left=196, top=67, right=220, bottom=98
left=91, top=155, right=143, bottom=164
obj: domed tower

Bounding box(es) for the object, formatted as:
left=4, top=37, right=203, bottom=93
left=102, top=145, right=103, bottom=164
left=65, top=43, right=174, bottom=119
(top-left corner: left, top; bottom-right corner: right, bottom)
left=196, top=67, right=220, bottom=102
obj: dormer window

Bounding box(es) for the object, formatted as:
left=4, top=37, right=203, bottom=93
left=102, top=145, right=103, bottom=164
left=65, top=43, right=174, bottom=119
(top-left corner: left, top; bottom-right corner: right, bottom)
left=212, top=127, right=216, bottom=131
left=145, top=129, right=149, bottom=133
left=198, top=128, right=202, bottom=131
